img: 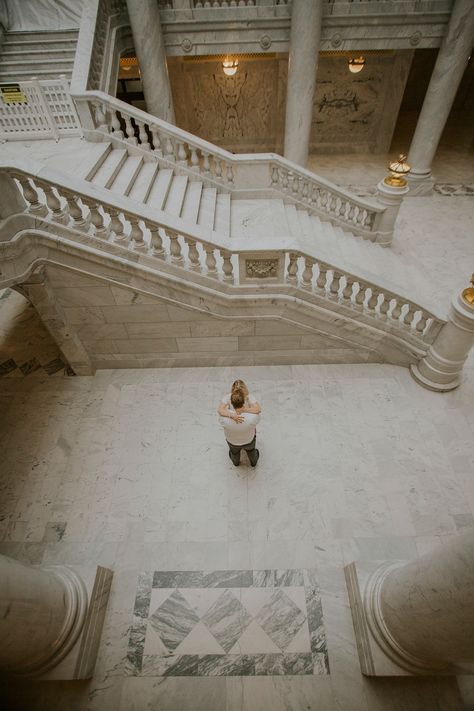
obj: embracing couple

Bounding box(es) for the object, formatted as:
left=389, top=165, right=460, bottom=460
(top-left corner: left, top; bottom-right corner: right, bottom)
left=217, top=379, right=261, bottom=467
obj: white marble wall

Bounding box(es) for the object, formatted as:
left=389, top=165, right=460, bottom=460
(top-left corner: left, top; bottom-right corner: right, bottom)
left=169, top=51, right=413, bottom=154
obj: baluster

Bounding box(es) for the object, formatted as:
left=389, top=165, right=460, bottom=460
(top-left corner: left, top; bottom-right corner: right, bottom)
left=190, top=148, right=199, bottom=172
left=109, top=208, right=127, bottom=241
left=301, top=257, right=314, bottom=289
left=202, top=152, right=211, bottom=177
left=416, top=313, right=428, bottom=334
left=127, top=215, right=147, bottom=251
left=316, top=265, right=327, bottom=291
left=329, top=195, right=338, bottom=215
left=169, top=230, right=183, bottom=263
left=43, top=185, right=67, bottom=222
left=320, top=191, right=329, bottom=211
left=391, top=299, right=402, bottom=321
left=347, top=203, right=356, bottom=224
left=271, top=166, right=279, bottom=187
left=329, top=270, right=342, bottom=298
left=357, top=209, right=366, bottom=226
left=226, top=164, right=234, bottom=185
left=311, top=185, right=320, bottom=206
left=93, top=101, right=108, bottom=131
left=301, top=181, right=309, bottom=202
left=367, top=289, right=379, bottom=312
left=286, top=252, right=298, bottom=284
left=151, top=126, right=162, bottom=156
left=177, top=141, right=187, bottom=166
left=110, top=110, right=124, bottom=139
left=205, top=245, right=217, bottom=274
left=84, top=199, right=109, bottom=237
left=291, top=175, right=299, bottom=196
left=403, top=306, right=416, bottom=328
left=342, top=276, right=354, bottom=302
left=149, top=225, right=165, bottom=257
left=187, top=239, right=201, bottom=271
left=123, top=115, right=137, bottom=145
left=137, top=121, right=150, bottom=151
left=214, top=158, right=223, bottom=181
left=221, top=250, right=234, bottom=282
left=64, top=193, right=86, bottom=226
left=379, top=295, right=391, bottom=318
left=15, top=175, right=47, bottom=215
left=355, top=283, right=367, bottom=307
left=281, top=170, right=289, bottom=192
left=164, top=137, right=175, bottom=161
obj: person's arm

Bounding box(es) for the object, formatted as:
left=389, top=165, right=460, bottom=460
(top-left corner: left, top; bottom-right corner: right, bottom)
left=241, top=400, right=261, bottom=415
left=217, top=401, right=244, bottom=423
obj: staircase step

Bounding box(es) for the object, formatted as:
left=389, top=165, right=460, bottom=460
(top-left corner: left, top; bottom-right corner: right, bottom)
left=146, top=168, right=174, bottom=211
left=214, top=193, right=231, bottom=237
left=79, top=143, right=113, bottom=181
left=4, top=31, right=78, bottom=43
left=90, top=148, right=128, bottom=189
left=164, top=175, right=188, bottom=217
left=180, top=180, right=203, bottom=224
left=0, top=57, right=74, bottom=68
left=110, top=155, right=144, bottom=196
left=198, top=187, right=217, bottom=230
left=128, top=161, right=159, bottom=203
left=1, top=48, right=76, bottom=59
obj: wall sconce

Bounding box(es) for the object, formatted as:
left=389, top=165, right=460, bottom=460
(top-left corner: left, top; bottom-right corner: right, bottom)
left=222, top=58, right=239, bottom=76
left=384, top=154, right=411, bottom=187
left=348, top=56, right=365, bottom=74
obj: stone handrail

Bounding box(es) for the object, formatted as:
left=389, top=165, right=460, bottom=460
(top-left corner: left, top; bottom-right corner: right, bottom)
left=0, top=161, right=444, bottom=349
left=72, top=90, right=387, bottom=241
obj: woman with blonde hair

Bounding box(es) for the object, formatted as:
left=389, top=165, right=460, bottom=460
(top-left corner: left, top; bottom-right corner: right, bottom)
left=217, top=379, right=261, bottom=424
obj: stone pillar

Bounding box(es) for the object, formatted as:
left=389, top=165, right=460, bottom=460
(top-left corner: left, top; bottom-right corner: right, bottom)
left=373, top=178, right=409, bottom=246
left=410, top=277, right=474, bottom=391
left=0, top=554, right=88, bottom=676
left=406, top=0, right=474, bottom=194
left=283, top=0, right=323, bottom=167
left=346, top=529, right=474, bottom=675
left=125, top=0, right=175, bottom=123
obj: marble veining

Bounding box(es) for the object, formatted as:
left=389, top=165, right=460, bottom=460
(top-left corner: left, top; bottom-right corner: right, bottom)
left=126, top=569, right=329, bottom=677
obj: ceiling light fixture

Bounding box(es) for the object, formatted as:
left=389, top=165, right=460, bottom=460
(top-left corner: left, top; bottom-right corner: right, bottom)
left=348, top=56, right=365, bottom=74
left=222, top=58, right=239, bottom=76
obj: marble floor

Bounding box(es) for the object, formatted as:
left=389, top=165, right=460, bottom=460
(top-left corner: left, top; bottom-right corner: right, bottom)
left=1, top=144, right=474, bottom=709
left=1, top=359, right=474, bottom=710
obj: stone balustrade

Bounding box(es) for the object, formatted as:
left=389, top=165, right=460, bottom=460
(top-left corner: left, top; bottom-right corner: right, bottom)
left=73, top=92, right=387, bottom=241
left=3, top=165, right=442, bottom=350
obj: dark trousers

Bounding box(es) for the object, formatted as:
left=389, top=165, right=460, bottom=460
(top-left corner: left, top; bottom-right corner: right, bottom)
left=227, top=435, right=259, bottom=466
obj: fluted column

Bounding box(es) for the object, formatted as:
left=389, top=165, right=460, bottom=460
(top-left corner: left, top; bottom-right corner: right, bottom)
left=284, top=0, right=323, bottom=167
left=407, top=0, right=474, bottom=194
left=0, top=554, right=88, bottom=676
left=410, top=277, right=474, bottom=391
left=364, top=529, right=474, bottom=673
left=125, top=0, right=175, bottom=123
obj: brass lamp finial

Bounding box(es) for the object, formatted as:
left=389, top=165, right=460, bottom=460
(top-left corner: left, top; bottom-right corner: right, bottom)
left=384, top=154, right=411, bottom=188
left=462, top=274, right=474, bottom=307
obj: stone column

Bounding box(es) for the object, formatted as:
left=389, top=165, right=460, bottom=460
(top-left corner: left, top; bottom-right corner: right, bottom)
left=0, top=554, right=88, bottom=676
left=346, top=528, right=474, bottom=675
left=410, top=277, right=474, bottom=391
left=406, top=0, right=474, bottom=194
left=283, top=0, right=323, bottom=167
left=125, top=0, right=175, bottom=123
left=373, top=177, right=409, bottom=246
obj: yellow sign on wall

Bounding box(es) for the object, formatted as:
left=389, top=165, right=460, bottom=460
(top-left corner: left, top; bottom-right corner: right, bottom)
left=0, top=84, right=28, bottom=105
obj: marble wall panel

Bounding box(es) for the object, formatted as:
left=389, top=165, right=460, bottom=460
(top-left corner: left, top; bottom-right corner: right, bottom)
left=169, top=52, right=413, bottom=154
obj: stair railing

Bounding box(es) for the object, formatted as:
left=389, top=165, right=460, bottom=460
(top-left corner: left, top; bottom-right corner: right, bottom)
left=72, top=90, right=388, bottom=241
left=0, top=162, right=444, bottom=350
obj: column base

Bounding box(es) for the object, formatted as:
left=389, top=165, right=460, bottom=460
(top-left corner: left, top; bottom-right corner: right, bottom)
left=38, top=565, right=113, bottom=680
left=409, top=363, right=461, bottom=392
left=344, top=561, right=464, bottom=676
left=406, top=172, right=434, bottom=196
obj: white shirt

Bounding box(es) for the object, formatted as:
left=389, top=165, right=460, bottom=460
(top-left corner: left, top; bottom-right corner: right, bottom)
left=220, top=411, right=260, bottom=446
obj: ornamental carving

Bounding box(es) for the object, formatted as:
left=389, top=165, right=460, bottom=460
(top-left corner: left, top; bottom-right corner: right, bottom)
left=245, top=259, right=279, bottom=279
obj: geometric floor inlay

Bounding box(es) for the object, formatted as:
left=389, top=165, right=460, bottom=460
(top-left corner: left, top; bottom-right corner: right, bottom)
left=126, top=569, right=330, bottom=676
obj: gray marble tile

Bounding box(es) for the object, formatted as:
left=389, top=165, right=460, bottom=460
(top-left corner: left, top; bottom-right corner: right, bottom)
left=255, top=589, right=307, bottom=652
left=254, top=653, right=314, bottom=676
left=197, top=654, right=255, bottom=676
left=201, top=589, right=253, bottom=653
left=149, top=590, right=200, bottom=652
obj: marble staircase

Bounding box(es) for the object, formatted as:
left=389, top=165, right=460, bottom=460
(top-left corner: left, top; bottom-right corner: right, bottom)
left=0, top=30, right=78, bottom=83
